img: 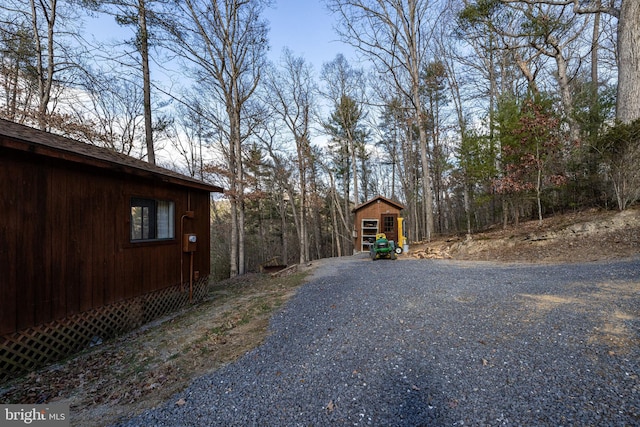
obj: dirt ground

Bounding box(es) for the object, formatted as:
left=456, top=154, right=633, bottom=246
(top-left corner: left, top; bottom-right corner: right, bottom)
left=1, top=207, right=638, bottom=426
left=0, top=271, right=312, bottom=426
left=409, top=206, right=640, bottom=263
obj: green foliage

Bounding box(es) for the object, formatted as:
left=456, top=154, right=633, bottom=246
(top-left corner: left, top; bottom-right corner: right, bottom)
left=457, top=0, right=501, bottom=28
left=572, top=79, right=617, bottom=143
left=495, top=95, right=522, bottom=162
left=458, top=130, right=498, bottom=186
left=597, top=119, right=640, bottom=159
left=520, top=7, right=571, bottom=39
left=0, top=23, right=37, bottom=69
left=325, top=94, right=368, bottom=194
left=421, top=61, right=447, bottom=101
left=326, top=95, right=366, bottom=142
left=0, top=23, right=39, bottom=122
left=560, top=78, right=617, bottom=209
left=495, top=93, right=566, bottom=195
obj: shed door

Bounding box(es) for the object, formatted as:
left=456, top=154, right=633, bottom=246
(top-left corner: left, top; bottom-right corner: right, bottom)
left=381, top=214, right=397, bottom=243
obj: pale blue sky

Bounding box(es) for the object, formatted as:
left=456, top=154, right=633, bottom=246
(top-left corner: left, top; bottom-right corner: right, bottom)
left=264, top=0, right=355, bottom=70
left=87, top=1, right=355, bottom=73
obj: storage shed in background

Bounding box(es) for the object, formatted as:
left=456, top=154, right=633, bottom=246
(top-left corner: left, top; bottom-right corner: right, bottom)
left=352, top=195, right=405, bottom=253
left=0, top=119, right=222, bottom=381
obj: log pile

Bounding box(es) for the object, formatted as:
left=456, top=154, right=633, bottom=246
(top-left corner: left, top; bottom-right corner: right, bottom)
left=408, top=246, right=452, bottom=259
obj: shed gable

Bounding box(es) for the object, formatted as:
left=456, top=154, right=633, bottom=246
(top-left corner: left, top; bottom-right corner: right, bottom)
left=353, top=196, right=404, bottom=252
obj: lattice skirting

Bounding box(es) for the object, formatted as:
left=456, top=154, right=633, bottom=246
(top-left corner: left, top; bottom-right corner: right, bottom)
left=0, top=277, right=209, bottom=383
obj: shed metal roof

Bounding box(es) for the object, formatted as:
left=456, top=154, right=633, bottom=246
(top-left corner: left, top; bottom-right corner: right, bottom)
left=0, top=119, right=223, bottom=193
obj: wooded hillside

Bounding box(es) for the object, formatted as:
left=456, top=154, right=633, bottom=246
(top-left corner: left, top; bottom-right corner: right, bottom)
left=1, top=0, right=638, bottom=278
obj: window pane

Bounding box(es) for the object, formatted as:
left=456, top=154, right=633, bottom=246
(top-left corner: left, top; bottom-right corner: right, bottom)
left=383, top=216, right=394, bottom=232
left=142, top=206, right=150, bottom=239
left=131, top=206, right=143, bottom=240
left=130, top=198, right=174, bottom=242
left=156, top=201, right=175, bottom=239
left=132, top=205, right=151, bottom=240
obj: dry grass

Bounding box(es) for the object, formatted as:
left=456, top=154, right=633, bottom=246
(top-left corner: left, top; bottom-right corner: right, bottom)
left=0, top=271, right=310, bottom=427
left=519, top=281, right=640, bottom=355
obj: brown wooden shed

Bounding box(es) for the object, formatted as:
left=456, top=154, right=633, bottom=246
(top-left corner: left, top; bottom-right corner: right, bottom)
left=352, top=195, right=405, bottom=252
left=0, top=119, right=222, bottom=380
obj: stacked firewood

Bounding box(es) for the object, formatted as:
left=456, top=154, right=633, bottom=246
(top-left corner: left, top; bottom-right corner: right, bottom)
left=408, top=246, right=452, bottom=259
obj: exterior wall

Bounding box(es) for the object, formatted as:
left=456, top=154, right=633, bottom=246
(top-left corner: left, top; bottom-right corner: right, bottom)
left=354, top=199, right=402, bottom=252
left=0, top=147, right=212, bottom=336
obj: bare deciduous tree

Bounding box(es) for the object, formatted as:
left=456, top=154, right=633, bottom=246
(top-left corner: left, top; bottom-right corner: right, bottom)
left=321, top=54, right=367, bottom=204
left=0, top=0, right=85, bottom=130
left=163, top=0, right=269, bottom=277
left=327, top=0, right=440, bottom=241
left=263, top=49, right=317, bottom=264
left=86, top=0, right=167, bottom=163
left=499, top=0, right=639, bottom=123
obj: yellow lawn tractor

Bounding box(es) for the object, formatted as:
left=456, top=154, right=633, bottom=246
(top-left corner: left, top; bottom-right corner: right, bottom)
left=369, top=233, right=397, bottom=260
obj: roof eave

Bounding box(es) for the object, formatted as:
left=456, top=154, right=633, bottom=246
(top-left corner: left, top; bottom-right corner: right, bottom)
left=352, top=195, right=405, bottom=213
left=0, top=121, right=223, bottom=193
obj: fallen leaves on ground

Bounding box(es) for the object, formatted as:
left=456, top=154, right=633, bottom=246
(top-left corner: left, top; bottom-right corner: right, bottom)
left=0, top=272, right=309, bottom=427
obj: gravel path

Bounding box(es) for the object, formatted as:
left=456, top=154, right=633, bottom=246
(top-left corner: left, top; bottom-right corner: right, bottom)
left=116, top=256, right=640, bottom=426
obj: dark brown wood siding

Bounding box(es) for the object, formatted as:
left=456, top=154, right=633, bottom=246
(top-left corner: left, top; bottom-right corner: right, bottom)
left=1, top=148, right=212, bottom=335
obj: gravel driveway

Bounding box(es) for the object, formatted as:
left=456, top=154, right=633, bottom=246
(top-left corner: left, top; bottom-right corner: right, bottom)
left=116, top=256, right=640, bottom=426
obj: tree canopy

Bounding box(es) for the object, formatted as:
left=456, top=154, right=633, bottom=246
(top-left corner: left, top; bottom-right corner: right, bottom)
left=1, top=0, right=637, bottom=277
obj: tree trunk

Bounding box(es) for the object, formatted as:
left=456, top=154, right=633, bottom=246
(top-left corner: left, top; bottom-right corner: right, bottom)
left=591, top=1, right=600, bottom=100
left=407, top=7, right=434, bottom=242
left=351, top=139, right=359, bottom=205
left=236, top=138, right=245, bottom=275
left=309, top=161, right=322, bottom=260
left=299, top=188, right=307, bottom=264
left=228, top=137, right=239, bottom=277
left=330, top=188, right=342, bottom=257
left=464, top=183, right=472, bottom=236
left=616, top=0, right=640, bottom=123
left=280, top=195, right=288, bottom=264
left=343, top=174, right=352, bottom=253
left=138, top=0, right=155, bottom=164
left=229, top=195, right=239, bottom=277
left=30, top=0, right=56, bottom=130
left=285, top=186, right=302, bottom=261
left=550, top=38, right=580, bottom=142
left=417, top=109, right=434, bottom=241
left=536, top=146, right=543, bottom=225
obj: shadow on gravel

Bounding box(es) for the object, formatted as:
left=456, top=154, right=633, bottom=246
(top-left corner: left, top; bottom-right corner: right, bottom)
left=395, top=375, right=442, bottom=426
left=116, top=256, right=640, bottom=427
